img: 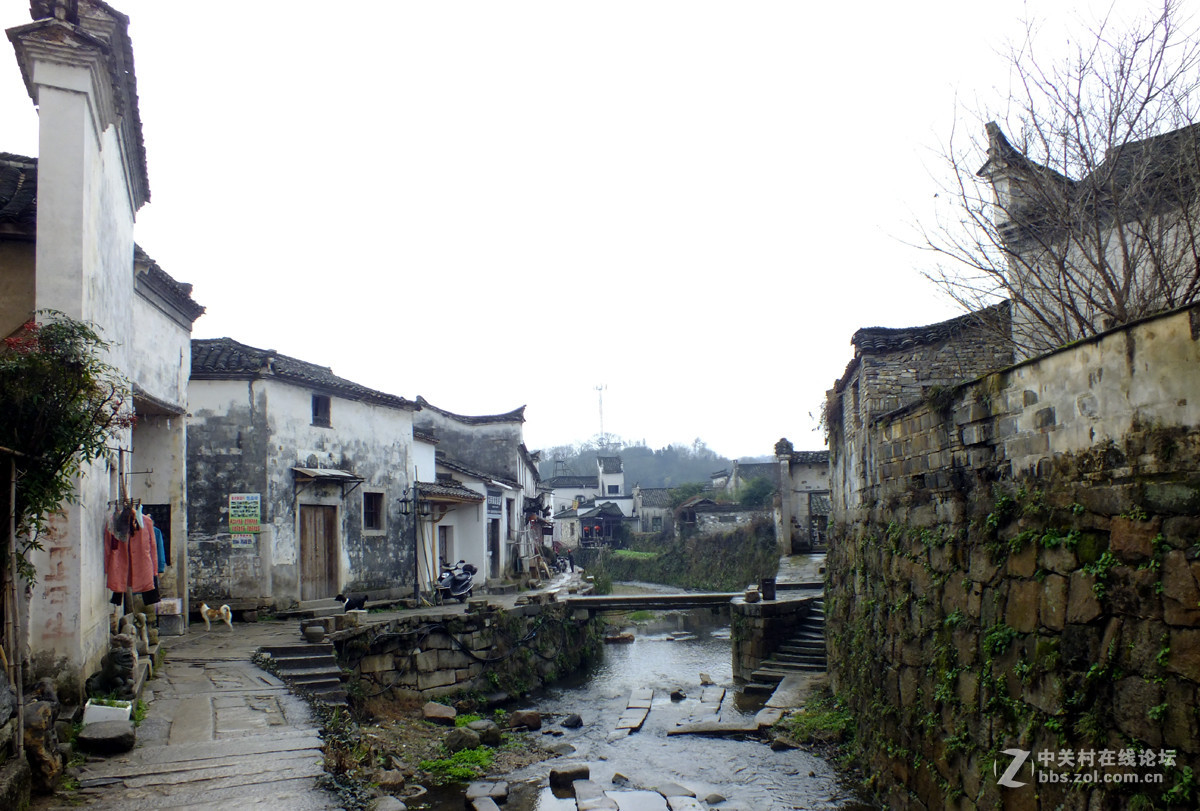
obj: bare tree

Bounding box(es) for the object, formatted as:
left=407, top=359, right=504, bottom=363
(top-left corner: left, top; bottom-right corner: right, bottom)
left=920, top=1, right=1200, bottom=358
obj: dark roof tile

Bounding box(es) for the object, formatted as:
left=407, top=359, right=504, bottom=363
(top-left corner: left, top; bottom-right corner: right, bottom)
left=414, top=395, right=525, bottom=424
left=0, top=153, right=36, bottom=230
left=191, top=337, right=417, bottom=412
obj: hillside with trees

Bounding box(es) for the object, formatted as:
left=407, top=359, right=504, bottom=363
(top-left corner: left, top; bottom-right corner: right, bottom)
left=537, top=437, right=767, bottom=489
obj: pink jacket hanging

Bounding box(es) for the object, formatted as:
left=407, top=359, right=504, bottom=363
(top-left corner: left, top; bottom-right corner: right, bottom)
left=105, top=514, right=157, bottom=594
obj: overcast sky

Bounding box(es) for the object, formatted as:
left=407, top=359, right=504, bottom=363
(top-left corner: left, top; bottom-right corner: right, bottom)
left=0, top=1, right=1152, bottom=459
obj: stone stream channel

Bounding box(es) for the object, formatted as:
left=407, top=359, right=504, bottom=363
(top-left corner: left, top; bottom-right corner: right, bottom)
left=423, top=585, right=873, bottom=811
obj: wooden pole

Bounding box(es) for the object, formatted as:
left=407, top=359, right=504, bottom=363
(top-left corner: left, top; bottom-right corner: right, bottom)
left=8, top=456, right=23, bottom=757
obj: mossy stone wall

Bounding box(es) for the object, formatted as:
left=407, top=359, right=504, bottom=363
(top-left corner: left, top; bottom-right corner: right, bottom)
left=828, top=305, right=1200, bottom=809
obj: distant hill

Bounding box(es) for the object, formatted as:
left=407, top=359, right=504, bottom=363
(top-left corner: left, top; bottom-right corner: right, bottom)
left=538, top=438, right=741, bottom=489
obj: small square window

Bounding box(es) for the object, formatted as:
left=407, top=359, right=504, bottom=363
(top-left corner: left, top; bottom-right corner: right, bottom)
left=363, top=492, right=383, bottom=531
left=312, top=394, right=331, bottom=427
left=607, top=484, right=619, bottom=495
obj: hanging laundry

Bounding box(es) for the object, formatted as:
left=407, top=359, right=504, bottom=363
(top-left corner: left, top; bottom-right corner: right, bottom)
left=104, top=511, right=159, bottom=599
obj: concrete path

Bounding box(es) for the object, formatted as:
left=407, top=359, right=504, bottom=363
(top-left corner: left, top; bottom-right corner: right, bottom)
left=37, top=622, right=338, bottom=810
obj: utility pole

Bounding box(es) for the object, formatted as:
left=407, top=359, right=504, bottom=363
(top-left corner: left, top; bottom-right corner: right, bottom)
left=595, top=384, right=607, bottom=447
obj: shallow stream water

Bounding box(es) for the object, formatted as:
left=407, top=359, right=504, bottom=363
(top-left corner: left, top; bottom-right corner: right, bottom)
left=464, top=583, right=875, bottom=811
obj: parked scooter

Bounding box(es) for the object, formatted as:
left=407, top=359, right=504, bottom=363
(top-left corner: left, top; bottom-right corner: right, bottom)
left=436, top=559, right=477, bottom=603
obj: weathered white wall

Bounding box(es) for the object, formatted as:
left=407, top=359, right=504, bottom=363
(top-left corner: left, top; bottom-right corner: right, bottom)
left=23, top=54, right=139, bottom=693
left=188, top=377, right=416, bottom=606
left=131, top=291, right=191, bottom=406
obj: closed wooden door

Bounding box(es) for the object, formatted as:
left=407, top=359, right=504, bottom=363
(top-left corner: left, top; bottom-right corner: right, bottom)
left=488, top=519, right=500, bottom=579
left=300, top=505, right=338, bottom=600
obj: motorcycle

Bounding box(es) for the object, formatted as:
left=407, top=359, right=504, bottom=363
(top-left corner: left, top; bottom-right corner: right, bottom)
left=436, top=559, right=477, bottom=603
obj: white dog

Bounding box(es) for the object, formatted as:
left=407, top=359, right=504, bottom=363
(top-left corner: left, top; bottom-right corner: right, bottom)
left=199, top=602, right=233, bottom=631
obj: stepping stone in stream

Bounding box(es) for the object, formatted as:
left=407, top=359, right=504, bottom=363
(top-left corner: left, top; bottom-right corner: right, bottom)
left=615, top=689, right=653, bottom=731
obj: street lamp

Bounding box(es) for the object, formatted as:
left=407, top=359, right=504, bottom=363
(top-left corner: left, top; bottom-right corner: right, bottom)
left=398, top=486, right=421, bottom=602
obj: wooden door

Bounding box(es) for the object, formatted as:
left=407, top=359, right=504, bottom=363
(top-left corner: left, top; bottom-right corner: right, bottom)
left=488, top=519, right=500, bottom=579
left=300, top=505, right=338, bottom=600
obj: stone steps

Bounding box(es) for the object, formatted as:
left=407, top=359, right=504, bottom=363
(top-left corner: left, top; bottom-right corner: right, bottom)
left=258, top=643, right=348, bottom=707
left=750, top=599, right=827, bottom=684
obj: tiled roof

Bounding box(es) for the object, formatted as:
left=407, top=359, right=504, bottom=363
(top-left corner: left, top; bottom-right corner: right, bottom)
left=414, top=429, right=439, bottom=445
left=0, top=153, right=36, bottom=231
left=546, top=475, right=598, bottom=489
left=597, top=456, right=623, bottom=474
left=579, top=502, right=625, bottom=519
left=191, top=338, right=417, bottom=412
left=982, top=121, right=1200, bottom=206
left=414, top=396, right=525, bottom=425
left=789, top=450, right=829, bottom=466
left=637, top=487, right=673, bottom=508
left=851, top=302, right=1010, bottom=355
left=134, top=245, right=205, bottom=324
left=418, top=479, right=484, bottom=503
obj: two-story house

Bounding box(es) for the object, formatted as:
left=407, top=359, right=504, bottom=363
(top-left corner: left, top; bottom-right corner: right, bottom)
left=2, top=1, right=203, bottom=697
left=412, top=397, right=547, bottom=580
left=187, top=338, right=419, bottom=608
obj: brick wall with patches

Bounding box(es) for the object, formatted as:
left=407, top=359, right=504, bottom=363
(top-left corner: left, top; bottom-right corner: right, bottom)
left=825, top=303, right=1200, bottom=809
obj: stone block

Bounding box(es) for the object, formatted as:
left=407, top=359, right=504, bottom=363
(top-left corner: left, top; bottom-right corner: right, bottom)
left=1163, top=678, right=1199, bottom=753
left=1167, top=628, right=1200, bottom=681
left=422, top=701, right=457, bottom=725
left=1078, top=484, right=1136, bottom=516
left=1006, top=580, right=1040, bottom=633
left=360, top=653, right=394, bottom=674
left=1006, top=433, right=1049, bottom=458
left=995, top=416, right=1019, bottom=439
left=954, top=402, right=990, bottom=425
left=1109, top=516, right=1161, bottom=563
left=1162, top=550, right=1200, bottom=626
left=1163, top=516, right=1200, bottom=549
left=76, top=720, right=136, bottom=754
left=968, top=550, right=1000, bottom=585
left=961, top=424, right=990, bottom=446
left=1107, top=568, right=1163, bottom=619
left=1144, top=481, right=1200, bottom=515
left=417, top=670, right=456, bottom=691
left=414, top=649, right=439, bottom=672
left=1039, top=575, right=1067, bottom=631
left=1038, top=544, right=1077, bottom=575
left=439, top=649, right=473, bottom=670
left=1033, top=407, right=1056, bottom=429
left=1006, top=544, right=1037, bottom=579
left=1024, top=673, right=1063, bottom=715
left=1113, top=676, right=1163, bottom=747
left=1066, top=572, right=1102, bottom=623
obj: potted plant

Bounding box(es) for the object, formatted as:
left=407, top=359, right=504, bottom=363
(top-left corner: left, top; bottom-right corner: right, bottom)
left=83, top=696, right=133, bottom=725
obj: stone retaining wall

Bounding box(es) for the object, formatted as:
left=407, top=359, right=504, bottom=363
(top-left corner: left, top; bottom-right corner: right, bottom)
left=827, top=305, right=1200, bottom=809
left=330, top=600, right=603, bottom=702
left=731, top=595, right=817, bottom=682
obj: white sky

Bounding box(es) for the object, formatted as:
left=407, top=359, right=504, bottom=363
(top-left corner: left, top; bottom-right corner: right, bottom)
left=0, top=1, right=1150, bottom=459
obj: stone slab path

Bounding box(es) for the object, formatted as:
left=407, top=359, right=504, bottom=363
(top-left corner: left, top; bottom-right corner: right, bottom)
left=35, top=622, right=338, bottom=810
left=613, top=688, right=653, bottom=733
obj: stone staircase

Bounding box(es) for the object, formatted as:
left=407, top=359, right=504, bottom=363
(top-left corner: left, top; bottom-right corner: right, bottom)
left=258, top=642, right=349, bottom=707
left=749, top=598, right=827, bottom=686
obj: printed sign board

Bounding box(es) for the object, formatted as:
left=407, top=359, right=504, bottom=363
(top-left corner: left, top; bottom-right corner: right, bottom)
left=228, top=493, right=262, bottom=534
